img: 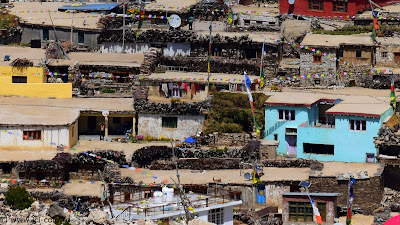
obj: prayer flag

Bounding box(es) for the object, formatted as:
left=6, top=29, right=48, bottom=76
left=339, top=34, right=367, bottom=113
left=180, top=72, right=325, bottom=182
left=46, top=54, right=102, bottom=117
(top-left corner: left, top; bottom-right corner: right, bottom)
left=208, top=24, right=212, bottom=74
left=244, top=72, right=259, bottom=132
left=137, top=0, right=146, bottom=38
left=253, top=165, right=261, bottom=184
left=309, top=197, right=323, bottom=224
left=346, top=178, right=356, bottom=225
left=391, top=72, right=396, bottom=109
left=260, top=39, right=266, bottom=88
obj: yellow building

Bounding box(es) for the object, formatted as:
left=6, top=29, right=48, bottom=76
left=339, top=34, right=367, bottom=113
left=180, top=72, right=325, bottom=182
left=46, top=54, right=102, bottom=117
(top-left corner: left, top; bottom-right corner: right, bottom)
left=0, top=66, right=72, bottom=98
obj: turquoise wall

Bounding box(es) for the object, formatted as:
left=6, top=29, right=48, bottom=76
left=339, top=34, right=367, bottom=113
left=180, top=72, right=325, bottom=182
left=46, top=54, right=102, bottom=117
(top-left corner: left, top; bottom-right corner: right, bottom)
left=265, top=105, right=318, bottom=156
left=265, top=104, right=393, bottom=162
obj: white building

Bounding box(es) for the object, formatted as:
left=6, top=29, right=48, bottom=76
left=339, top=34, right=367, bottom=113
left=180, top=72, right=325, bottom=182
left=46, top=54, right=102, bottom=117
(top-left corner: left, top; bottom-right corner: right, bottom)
left=0, top=105, right=79, bottom=150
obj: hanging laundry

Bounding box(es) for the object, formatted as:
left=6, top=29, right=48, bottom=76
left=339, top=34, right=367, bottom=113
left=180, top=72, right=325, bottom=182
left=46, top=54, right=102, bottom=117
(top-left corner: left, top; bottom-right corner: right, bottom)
left=161, top=83, right=169, bottom=98
left=191, top=83, right=196, bottom=99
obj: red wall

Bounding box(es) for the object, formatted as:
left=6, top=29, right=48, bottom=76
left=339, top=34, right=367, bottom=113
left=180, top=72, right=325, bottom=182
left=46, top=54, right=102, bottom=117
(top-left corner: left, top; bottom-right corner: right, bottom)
left=280, top=0, right=394, bottom=18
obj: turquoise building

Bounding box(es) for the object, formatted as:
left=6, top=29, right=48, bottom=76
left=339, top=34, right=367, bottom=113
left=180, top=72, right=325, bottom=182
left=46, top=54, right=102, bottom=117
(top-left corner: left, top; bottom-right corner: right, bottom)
left=264, top=93, right=393, bottom=162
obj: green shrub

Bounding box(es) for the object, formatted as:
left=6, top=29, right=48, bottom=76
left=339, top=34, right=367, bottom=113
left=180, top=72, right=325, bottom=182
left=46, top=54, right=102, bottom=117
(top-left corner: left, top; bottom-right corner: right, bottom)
left=203, top=92, right=269, bottom=134
left=6, top=186, right=34, bottom=210
left=171, top=98, right=181, bottom=103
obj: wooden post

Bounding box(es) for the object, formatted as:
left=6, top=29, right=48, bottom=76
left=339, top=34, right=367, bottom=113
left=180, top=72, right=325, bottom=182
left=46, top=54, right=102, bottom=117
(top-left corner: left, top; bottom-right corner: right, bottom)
left=132, top=115, right=136, bottom=136
left=105, top=116, right=109, bottom=137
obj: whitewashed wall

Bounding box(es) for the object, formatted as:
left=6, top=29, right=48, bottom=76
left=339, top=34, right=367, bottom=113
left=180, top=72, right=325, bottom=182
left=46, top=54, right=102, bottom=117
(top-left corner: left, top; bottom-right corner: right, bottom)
left=137, top=114, right=205, bottom=141
left=0, top=126, right=70, bottom=149
left=101, top=42, right=191, bottom=56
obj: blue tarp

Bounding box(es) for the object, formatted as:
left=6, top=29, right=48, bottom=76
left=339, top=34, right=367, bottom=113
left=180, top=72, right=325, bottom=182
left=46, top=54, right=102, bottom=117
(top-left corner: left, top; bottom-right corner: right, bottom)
left=59, top=3, right=119, bottom=11
left=184, top=137, right=196, bottom=143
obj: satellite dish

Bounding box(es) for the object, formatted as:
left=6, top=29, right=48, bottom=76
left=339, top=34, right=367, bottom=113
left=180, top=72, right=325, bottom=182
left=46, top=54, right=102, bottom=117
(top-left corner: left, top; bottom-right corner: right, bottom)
left=168, top=14, right=181, bottom=28
left=244, top=173, right=251, bottom=180
left=289, top=0, right=295, bottom=4
left=102, top=110, right=109, bottom=117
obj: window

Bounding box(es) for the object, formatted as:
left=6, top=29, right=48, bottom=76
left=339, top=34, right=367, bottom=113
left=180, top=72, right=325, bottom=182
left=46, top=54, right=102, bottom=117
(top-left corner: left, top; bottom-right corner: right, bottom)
left=333, top=0, right=348, bottom=12
left=350, top=120, right=366, bottom=131
left=208, top=208, right=224, bottom=225
left=162, top=117, right=178, bottom=128
left=289, top=202, right=326, bottom=222
left=274, top=134, right=278, bottom=140
left=382, top=52, right=388, bottom=58
left=78, top=31, right=84, bottom=44
left=278, top=110, right=295, bottom=121
left=23, top=130, right=41, bottom=140
left=304, top=143, right=334, bottom=155
left=43, top=29, right=49, bottom=41
left=12, top=76, right=27, bottom=83
left=313, top=55, right=322, bottom=64
left=71, top=124, right=74, bottom=138
left=366, top=153, right=375, bottom=163
left=356, top=51, right=362, bottom=58
left=338, top=50, right=344, bottom=58
left=308, top=0, right=324, bottom=11
left=113, top=117, right=121, bottom=124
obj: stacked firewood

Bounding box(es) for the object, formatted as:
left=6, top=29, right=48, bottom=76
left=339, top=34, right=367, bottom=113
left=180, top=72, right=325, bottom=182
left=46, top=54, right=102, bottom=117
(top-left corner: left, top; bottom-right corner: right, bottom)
left=10, top=58, right=33, bottom=67
left=140, top=48, right=161, bottom=75
left=149, top=158, right=241, bottom=170
left=16, top=160, right=62, bottom=171
left=69, top=150, right=127, bottom=165
left=98, top=29, right=196, bottom=44
left=133, top=97, right=213, bottom=115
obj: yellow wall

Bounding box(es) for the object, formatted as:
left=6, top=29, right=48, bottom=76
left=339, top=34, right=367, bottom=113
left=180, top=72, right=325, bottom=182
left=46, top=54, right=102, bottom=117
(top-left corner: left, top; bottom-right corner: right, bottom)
left=0, top=66, right=72, bottom=98
left=0, top=66, right=46, bottom=83
left=0, top=83, right=72, bottom=98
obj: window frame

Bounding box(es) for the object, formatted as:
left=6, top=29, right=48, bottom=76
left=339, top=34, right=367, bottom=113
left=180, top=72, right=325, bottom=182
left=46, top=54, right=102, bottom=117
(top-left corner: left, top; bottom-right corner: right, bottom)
left=356, top=51, right=362, bottom=58
left=332, top=0, right=348, bottom=12
left=349, top=119, right=367, bottom=131
left=12, top=76, right=27, bottom=83
left=162, top=117, right=178, bottom=128
left=78, top=31, right=85, bottom=44
left=23, top=130, right=42, bottom=140
left=289, top=201, right=326, bottom=222
left=208, top=208, right=224, bottom=225
left=382, top=52, right=388, bottom=58
left=43, top=29, right=49, bottom=41
left=278, top=110, right=295, bottom=121
left=308, top=0, right=324, bottom=11
left=313, top=55, right=322, bottom=64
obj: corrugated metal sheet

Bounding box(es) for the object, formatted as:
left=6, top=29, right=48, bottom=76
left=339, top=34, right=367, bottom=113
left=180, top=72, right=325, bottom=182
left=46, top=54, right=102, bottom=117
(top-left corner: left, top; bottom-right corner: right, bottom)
left=59, top=3, right=119, bottom=11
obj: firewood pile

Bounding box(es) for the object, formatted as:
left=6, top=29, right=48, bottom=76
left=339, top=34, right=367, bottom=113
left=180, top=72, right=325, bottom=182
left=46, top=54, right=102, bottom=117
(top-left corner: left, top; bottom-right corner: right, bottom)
left=97, top=17, right=137, bottom=29
left=140, top=47, right=161, bottom=75
left=261, top=159, right=323, bottom=169
left=381, top=187, right=400, bottom=212
left=10, top=58, right=33, bottom=67
left=16, top=160, right=63, bottom=171
left=374, top=124, right=400, bottom=147
left=235, top=209, right=282, bottom=225
left=150, top=158, right=241, bottom=170
left=132, top=141, right=260, bottom=168
left=120, top=176, right=135, bottom=184
left=97, top=29, right=197, bottom=44
left=103, top=163, right=122, bottom=183
left=193, top=0, right=228, bottom=21
left=133, top=97, right=213, bottom=115
left=159, top=56, right=261, bottom=75
left=69, top=150, right=127, bottom=165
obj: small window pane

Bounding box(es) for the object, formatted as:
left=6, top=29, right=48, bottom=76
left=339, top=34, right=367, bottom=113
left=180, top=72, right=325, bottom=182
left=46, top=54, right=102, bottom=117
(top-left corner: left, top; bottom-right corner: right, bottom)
left=362, top=121, right=366, bottom=130
left=350, top=120, right=354, bottom=130
left=285, top=111, right=289, bottom=120
left=290, top=110, right=295, bottom=120
left=279, top=110, right=284, bottom=120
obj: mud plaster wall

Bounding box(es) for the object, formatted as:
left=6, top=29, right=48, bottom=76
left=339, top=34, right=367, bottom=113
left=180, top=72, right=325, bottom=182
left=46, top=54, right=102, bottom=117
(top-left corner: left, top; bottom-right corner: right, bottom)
left=300, top=50, right=337, bottom=75
left=376, top=45, right=400, bottom=68
left=308, top=176, right=383, bottom=214
left=137, top=113, right=205, bottom=141
left=282, top=195, right=337, bottom=225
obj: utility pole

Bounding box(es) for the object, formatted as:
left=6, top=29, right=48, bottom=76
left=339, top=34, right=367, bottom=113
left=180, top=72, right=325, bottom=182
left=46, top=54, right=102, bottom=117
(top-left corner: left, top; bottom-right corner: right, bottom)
left=122, top=1, right=126, bottom=53
left=207, top=24, right=212, bottom=96
left=70, top=11, right=75, bottom=45
left=170, top=141, right=191, bottom=224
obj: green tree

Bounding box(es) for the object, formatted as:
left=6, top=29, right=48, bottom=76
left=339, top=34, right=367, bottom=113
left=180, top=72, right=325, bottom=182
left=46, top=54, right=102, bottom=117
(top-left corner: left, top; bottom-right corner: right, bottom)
left=5, top=186, right=34, bottom=210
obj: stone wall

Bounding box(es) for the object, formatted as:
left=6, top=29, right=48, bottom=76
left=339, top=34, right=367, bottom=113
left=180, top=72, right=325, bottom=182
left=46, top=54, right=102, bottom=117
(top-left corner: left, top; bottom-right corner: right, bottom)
left=309, top=176, right=384, bottom=214
left=137, top=113, right=206, bottom=141
left=376, top=44, right=400, bottom=68
left=300, top=50, right=337, bottom=75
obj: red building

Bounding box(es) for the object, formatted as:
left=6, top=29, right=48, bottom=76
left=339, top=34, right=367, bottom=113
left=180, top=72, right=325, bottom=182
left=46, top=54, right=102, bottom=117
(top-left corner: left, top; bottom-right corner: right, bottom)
left=280, top=0, right=394, bottom=18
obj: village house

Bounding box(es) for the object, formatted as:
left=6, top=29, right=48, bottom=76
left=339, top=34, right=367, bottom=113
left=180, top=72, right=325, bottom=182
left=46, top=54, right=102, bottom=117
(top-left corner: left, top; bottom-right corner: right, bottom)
left=0, top=105, right=79, bottom=150
left=354, top=4, right=400, bottom=27
left=0, top=46, right=72, bottom=98
left=299, top=34, right=374, bottom=78
left=308, top=162, right=385, bottom=215
left=280, top=0, right=393, bottom=18
left=9, top=2, right=105, bottom=48
left=282, top=192, right=340, bottom=225
left=375, top=37, right=400, bottom=69
left=264, top=92, right=393, bottom=162
left=0, top=97, right=135, bottom=144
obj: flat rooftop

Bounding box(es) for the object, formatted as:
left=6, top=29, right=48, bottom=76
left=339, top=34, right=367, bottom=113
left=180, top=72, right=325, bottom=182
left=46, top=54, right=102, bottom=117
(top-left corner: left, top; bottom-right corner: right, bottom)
left=10, top=2, right=101, bottom=29
left=196, top=31, right=280, bottom=44
left=265, top=89, right=393, bottom=118
left=0, top=105, right=79, bottom=126
left=0, top=97, right=135, bottom=113
left=301, top=33, right=373, bottom=48
left=142, top=72, right=260, bottom=84
left=232, top=3, right=279, bottom=14
left=0, top=46, right=45, bottom=67
left=48, top=52, right=144, bottom=68
left=121, top=167, right=310, bottom=184
left=311, top=162, right=384, bottom=178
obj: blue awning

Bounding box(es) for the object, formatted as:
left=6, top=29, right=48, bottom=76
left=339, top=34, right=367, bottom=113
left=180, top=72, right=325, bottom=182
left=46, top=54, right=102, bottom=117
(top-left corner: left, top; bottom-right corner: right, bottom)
left=184, top=137, right=196, bottom=143
left=59, top=3, right=119, bottom=11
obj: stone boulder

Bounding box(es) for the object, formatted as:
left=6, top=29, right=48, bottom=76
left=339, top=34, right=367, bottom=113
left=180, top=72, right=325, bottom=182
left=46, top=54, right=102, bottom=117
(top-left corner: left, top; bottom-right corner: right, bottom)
left=47, top=203, right=66, bottom=218
left=87, top=209, right=109, bottom=224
